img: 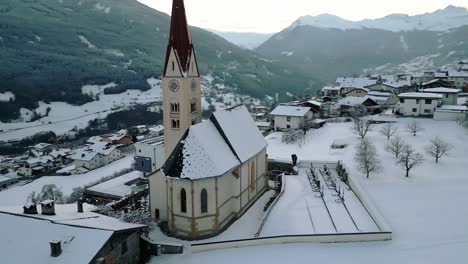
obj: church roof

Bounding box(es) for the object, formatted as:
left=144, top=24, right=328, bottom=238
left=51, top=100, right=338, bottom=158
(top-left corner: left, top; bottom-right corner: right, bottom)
left=162, top=105, right=266, bottom=180
left=164, top=0, right=194, bottom=75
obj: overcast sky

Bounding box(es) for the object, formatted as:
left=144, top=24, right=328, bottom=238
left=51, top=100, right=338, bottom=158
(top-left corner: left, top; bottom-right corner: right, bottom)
left=137, top=0, right=468, bottom=33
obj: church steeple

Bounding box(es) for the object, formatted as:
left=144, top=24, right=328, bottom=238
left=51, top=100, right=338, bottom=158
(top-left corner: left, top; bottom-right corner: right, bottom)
left=163, top=0, right=198, bottom=76
left=162, top=0, right=202, bottom=159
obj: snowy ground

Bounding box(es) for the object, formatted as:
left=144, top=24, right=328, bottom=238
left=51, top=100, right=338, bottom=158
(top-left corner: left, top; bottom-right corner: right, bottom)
left=260, top=169, right=379, bottom=237
left=153, top=118, right=468, bottom=263
left=0, top=156, right=134, bottom=206
left=0, top=79, right=162, bottom=141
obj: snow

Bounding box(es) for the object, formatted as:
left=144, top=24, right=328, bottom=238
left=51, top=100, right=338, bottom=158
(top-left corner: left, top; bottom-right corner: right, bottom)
left=212, top=106, right=267, bottom=163
left=270, top=105, right=311, bottom=117
left=398, top=92, right=442, bottom=99
left=0, top=91, right=15, bottom=102
left=0, top=212, right=113, bottom=264
left=336, top=77, right=377, bottom=88
left=399, top=35, right=409, bottom=51
left=78, top=35, right=96, bottom=49
left=422, top=88, right=461, bottom=93
left=157, top=118, right=468, bottom=264
left=338, top=96, right=372, bottom=106
left=0, top=78, right=161, bottom=141
left=104, top=49, right=124, bottom=57
left=179, top=121, right=239, bottom=180
left=81, top=82, right=117, bottom=98
left=281, top=51, right=294, bottom=56
left=436, top=105, right=468, bottom=111
left=0, top=156, right=134, bottom=206
left=291, top=6, right=468, bottom=32
left=87, top=171, right=143, bottom=198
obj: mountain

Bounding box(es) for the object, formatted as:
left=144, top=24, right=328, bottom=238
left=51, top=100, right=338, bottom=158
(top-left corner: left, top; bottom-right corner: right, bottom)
left=291, top=6, right=468, bottom=32
left=256, top=7, right=468, bottom=82
left=209, top=30, right=274, bottom=49
left=0, top=0, right=318, bottom=122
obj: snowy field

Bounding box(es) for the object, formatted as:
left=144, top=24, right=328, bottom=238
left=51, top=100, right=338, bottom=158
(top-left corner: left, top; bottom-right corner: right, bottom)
left=0, top=79, right=162, bottom=141
left=154, top=118, right=468, bottom=264
left=0, top=156, right=134, bottom=206
left=260, top=168, right=379, bottom=237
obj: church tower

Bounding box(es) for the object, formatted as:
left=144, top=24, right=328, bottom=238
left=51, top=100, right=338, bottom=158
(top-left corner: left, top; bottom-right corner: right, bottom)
left=162, top=0, right=202, bottom=158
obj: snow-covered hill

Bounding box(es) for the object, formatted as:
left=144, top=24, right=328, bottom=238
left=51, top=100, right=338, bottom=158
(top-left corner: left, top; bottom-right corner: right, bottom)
left=291, top=5, right=468, bottom=32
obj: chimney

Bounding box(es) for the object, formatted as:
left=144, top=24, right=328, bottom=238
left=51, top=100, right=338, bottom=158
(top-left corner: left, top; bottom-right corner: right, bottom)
left=40, top=200, right=55, bottom=215
left=50, top=240, right=62, bottom=257
left=23, top=203, right=38, bottom=214
left=77, top=198, right=83, bottom=213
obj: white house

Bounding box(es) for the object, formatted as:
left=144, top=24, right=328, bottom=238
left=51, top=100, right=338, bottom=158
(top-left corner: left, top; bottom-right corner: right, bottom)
left=71, top=142, right=122, bottom=171
left=434, top=105, right=468, bottom=121
left=270, top=105, right=313, bottom=131
left=134, top=137, right=165, bottom=173
left=321, top=86, right=343, bottom=99
left=448, top=69, right=468, bottom=88
left=397, top=93, right=442, bottom=117
left=421, top=87, right=460, bottom=105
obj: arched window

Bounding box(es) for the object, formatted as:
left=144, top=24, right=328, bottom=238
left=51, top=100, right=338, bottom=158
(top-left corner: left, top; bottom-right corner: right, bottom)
left=250, top=161, right=256, bottom=192
left=200, top=189, right=208, bottom=213
left=190, top=99, right=196, bottom=113
left=170, top=103, right=179, bottom=113
left=172, top=61, right=175, bottom=72
left=180, top=188, right=187, bottom=213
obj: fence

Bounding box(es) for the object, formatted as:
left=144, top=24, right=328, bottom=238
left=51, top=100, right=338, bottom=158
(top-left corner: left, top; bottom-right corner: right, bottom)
left=254, top=173, right=285, bottom=238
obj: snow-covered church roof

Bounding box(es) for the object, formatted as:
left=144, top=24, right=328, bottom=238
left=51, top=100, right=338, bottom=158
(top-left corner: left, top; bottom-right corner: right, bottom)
left=162, top=105, right=267, bottom=180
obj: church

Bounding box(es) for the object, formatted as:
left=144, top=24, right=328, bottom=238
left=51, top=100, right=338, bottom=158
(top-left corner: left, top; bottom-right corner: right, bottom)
left=148, top=0, right=268, bottom=239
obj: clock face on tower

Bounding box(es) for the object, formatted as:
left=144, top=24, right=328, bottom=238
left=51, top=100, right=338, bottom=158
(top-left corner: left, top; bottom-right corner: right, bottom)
left=169, top=79, right=180, bottom=92
left=190, top=79, right=197, bottom=92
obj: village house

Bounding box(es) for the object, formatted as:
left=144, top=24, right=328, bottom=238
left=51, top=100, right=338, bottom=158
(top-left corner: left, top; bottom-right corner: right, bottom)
left=71, top=142, right=123, bottom=171
left=101, top=129, right=133, bottom=146
left=337, top=96, right=379, bottom=115
left=397, top=92, right=442, bottom=117
left=321, top=85, right=343, bottom=99
left=421, top=79, right=455, bottom=89
left=343, top=88, right=369, bottom=97
left=411, top=71, right=436, bottom=85
left=270, top=105, right=313, bottom=131
left=421, top=87, right=461, bottom=105
left=134, top=136, right=165, bottom=174
left=367, top=91, right=400, bottom=105
left=148, top=0, right=268, bottom=240
left=367, top=83, right=400, bottom=94
left=84, top=171, right=148, bottom=204
left=0, top=203, right=146, bottom=264
left=447, top=69, right=468, bottom=88
left=17, top=156, right=54, bottom=177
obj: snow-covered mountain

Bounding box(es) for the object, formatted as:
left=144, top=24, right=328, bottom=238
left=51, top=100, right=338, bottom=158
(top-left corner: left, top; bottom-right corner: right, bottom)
left=209, top=30, right=274, bottom=50
left=291, top=5, right=468, bottom=32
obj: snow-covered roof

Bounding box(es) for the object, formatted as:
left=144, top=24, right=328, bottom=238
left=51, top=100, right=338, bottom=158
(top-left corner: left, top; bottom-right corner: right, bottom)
left=270, top=105, right=311, bottom=117
left=322, top=86, right=342, bottom=91
left=212, top=106, right=267, bottom=163
left=33, top=143, right=52, bottom=150
left=256, top=122, right=271, bottom=127
left=0, top=175, right=14, bottom=183
left=149, top=125, right=164, bottom=133
left=87, top=171, right=144, bottom=198
left=162, top=105, right=266, bottom=180
left=422, top=88, right=461, bottom=94
left=0, top=203, right=146, bottom=232
left=138, top=136, right=164, bottom=146
left=338, top=96, right=376, bottom=106
left=448, top=69, right=468, bottom=77
left=398, top=92, right=443, bottom=99
left=49, top=149, right=71, bottom=158
left=0, top=212, right=113, bottom=264
left=436, top=105, right=468, bottom=112
left=178, top=121, right=240, bottom=179
left=368, top=91, right=393, bottom=97
left=71, top=142, right=117, bottom=161
left=306, top=100, right=322, bottom=107
left=87, top=136, right=103, bottom=144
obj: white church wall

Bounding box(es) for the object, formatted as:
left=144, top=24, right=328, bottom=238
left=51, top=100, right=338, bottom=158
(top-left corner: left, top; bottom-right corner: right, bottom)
left=149, top=171, right=168, bottom=221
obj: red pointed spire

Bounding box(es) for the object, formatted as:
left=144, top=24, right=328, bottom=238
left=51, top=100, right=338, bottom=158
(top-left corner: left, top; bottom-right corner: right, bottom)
left=164, top=0, right=193, bottom=75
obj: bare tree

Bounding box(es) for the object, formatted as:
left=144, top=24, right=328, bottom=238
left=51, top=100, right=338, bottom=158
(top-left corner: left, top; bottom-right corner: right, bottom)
left=355, top=138, right=381, bottom=178
left=425, top=136, right=450, bottom=163
left=397, top=145, right=424, bottom=177
left=407, top=120, right=424, bottom=136
left=380, top=123, right=398, bottom=140
left=352, top=117, right=373, bottom=138
left=386, top=135, right=405, bottom=158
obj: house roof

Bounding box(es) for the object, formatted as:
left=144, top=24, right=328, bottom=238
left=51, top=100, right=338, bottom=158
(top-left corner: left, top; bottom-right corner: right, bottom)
left=338, top=96, right=377, bottom=106
left=86, top=171, right=144, bottom=198
left=161, top=105, right=266, bottom=180
left=422, top=88, right=461, bottom=94
left=436, top=105, right=468, bottom=112
left=398, top=92, right=443, bottom=99
left=0, top=212, right=113, bottom=264
left=270, top=105, right=311, bottom=117
left=322, top=86, right=342, bottom=91
left=33, top=143, right=52, bottom=150
left=336, top=77, right=377, bottom=88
